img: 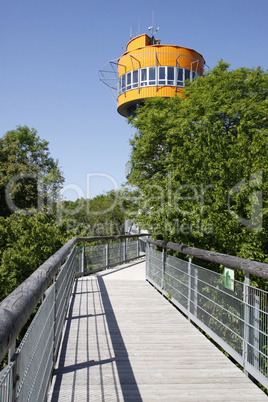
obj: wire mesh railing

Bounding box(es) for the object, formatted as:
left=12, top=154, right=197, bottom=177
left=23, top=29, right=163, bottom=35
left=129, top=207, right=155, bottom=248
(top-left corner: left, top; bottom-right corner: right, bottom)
left=146, top=239, right=268, bottom=390
left=0, top=234, right=146, bottom=402
left=76, top=235, right=145, bottom=275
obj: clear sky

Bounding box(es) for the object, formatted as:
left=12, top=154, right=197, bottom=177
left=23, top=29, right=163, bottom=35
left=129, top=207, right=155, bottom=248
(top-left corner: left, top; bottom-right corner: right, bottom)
left=0, top=0, right=267, bottom=201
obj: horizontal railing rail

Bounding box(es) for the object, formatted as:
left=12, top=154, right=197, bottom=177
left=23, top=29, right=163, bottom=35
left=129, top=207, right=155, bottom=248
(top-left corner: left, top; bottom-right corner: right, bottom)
left=147, top=239, right=268, bottom=279
left=145, top=239, right=268, bottom=390
left=0, top=234, right=147, bottom=402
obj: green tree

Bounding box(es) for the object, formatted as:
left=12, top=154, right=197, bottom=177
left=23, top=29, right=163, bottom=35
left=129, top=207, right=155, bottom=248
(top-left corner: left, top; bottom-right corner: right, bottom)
left=57, top=191, right=127, bottom=237
left=0, top=125, right=64, bottom=217
left=0, top=213, right=66, bottom=301
left=127, top=61, right=268, bottom=263
left=0, top=126, right=66, bottom=301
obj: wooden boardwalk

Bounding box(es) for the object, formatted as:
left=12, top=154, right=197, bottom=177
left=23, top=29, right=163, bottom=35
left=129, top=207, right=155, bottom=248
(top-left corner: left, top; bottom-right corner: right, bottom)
left=48, top=259, right=267, bottom=401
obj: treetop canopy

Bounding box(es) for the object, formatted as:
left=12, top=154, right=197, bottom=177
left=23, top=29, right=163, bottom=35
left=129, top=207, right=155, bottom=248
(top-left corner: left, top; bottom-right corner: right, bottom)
left=126, top=61, right=268, bottom=264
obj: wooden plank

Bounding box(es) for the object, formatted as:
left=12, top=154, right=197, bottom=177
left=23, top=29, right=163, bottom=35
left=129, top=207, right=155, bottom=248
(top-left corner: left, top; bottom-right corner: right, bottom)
left=48, top=259, right=267, bottom=401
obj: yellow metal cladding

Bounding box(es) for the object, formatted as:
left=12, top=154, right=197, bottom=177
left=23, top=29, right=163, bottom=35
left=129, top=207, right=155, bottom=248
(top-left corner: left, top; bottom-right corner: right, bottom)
left=118, top=86, right=182, bottom=109
left=126, top=34, right=151, bottom=52
left=117, top=33, right=205, bottom=117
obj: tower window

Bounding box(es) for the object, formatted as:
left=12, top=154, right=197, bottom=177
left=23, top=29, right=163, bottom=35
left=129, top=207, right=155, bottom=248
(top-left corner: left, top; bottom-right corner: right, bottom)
left=127, top=72, right=131, bottom=90
left=177, top=68, right=183, bottom=86
left=141, top=68, right=147, bottom=86
left=149, top=67, right=155, bottom=85
left=159, top=66, right=166, bottom=85
left=185, top=69, right=190, bottom=81
left=133, top=70, right=138, bottom=88
left=121, top=75, right=125, bottom=92
left=167, top=67, right=174, bottom=85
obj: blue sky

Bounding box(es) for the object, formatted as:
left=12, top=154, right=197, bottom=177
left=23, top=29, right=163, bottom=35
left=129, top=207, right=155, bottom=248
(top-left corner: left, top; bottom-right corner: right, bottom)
left=0, top=0, right=267, bottom=201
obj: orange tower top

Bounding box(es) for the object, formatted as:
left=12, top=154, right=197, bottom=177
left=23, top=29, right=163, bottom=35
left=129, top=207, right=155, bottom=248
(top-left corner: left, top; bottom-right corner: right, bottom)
left=100, top=33, right=206, bottom=117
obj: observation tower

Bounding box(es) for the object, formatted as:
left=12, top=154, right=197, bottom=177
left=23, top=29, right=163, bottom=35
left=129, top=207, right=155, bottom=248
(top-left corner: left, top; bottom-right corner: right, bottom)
left=99, top=28, right=206, bottom=117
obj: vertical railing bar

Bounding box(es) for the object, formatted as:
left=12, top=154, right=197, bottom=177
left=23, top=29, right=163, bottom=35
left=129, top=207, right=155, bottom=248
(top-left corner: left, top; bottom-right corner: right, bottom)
left=8, top=342, right=15, bottom=365
left=52, top=275, right=57, bottom=366
left=124, top=238, right=127, bottom=262
left=243, top=272, right=250, bottom=376
left=105, top=240, right=109, bottom=269
left=145, top=242, right=149, bottom=280
left=161, top=248, right=165, bottom=294
left=7, top=340, right=16, bottom=402
left=187, top=256, right=192, bottom=321
left=193, top=267, right=198, bottom=318
left=81, top=243, right=85, bottom=275
left=252, top=290, right=260, bottom=370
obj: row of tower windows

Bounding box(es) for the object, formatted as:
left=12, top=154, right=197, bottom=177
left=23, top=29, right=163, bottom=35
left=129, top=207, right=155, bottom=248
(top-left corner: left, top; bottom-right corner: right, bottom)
left=118, top=66, right=201, bottom=95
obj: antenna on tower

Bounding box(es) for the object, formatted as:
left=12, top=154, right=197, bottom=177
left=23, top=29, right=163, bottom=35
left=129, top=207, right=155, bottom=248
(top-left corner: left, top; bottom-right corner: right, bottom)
left=148, top=11, right=159, bottom=44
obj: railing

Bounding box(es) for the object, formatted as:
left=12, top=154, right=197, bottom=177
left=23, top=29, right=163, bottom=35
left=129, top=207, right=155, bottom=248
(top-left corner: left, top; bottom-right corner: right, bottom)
left=0, top=234, right=147, bottom=402
left=1, top=234, right=267, bottom=400
left=146, top=239, right=268, bottom=390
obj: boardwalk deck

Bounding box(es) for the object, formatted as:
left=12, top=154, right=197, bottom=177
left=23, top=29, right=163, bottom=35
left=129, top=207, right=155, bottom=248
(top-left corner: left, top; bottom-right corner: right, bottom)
left=48, top=259, right=267, bottom=401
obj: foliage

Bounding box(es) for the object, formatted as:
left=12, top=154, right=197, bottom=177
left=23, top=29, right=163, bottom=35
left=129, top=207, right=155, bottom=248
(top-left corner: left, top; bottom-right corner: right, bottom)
left=0, top=125, right=67, bottom=301
left=0, top=127, right=133, bottom=305
left=0, top=125, right=64, bottom=217
left=57, top=190, right=129, bottom=237
left=0, top=213, right=66, bottom=302
left=0, top=189, right=131, bottom=301
left=127, top=61, right=268, bottom=264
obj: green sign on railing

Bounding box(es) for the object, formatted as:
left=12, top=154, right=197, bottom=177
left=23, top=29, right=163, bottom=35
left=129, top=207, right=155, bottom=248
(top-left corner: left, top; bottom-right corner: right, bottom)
left=224, top=267, right=234, bottom=291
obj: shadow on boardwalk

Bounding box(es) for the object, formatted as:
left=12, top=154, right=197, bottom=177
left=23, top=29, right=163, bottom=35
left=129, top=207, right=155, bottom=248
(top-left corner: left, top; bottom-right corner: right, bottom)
left=97, top=275, right=142, bottom=401
left=49, top=269, right=142, bottom=401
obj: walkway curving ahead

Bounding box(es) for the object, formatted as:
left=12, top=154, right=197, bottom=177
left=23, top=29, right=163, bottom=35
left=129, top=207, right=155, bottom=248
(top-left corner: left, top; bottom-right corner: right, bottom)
left=48, top=259, right=267, bottom=401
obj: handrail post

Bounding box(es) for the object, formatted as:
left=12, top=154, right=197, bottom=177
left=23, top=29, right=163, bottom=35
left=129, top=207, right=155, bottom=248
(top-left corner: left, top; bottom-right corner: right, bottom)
left=243, top=273, right=250, bottom=376
left=11, top=362, right=17, bottom=402
left=81, top=243, right=85, bottom=275
left=124, top=238, right=127, bottom=262
left=187, top=256, right=192, bottom=320
left=8, top=341, right=16, bottom=402
left=194, top=268, right=198, bottom=317
left=105, top=241, right=109, bottom=269
left=161, top=248, right=165, bottom=293
left=53, top=277, right=57, bottom=365
left=187, top=256, right=197, bottom=320
left=252, top=292, right=260, bottom=370
left=145, top=241, right=149, bottom=279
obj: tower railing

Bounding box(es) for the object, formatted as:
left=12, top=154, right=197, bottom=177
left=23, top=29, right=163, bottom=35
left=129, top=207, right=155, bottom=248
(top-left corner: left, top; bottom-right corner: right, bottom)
left=145, top=239, right=268, bottom=390
left=0, top=234, right=147, bottom=402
